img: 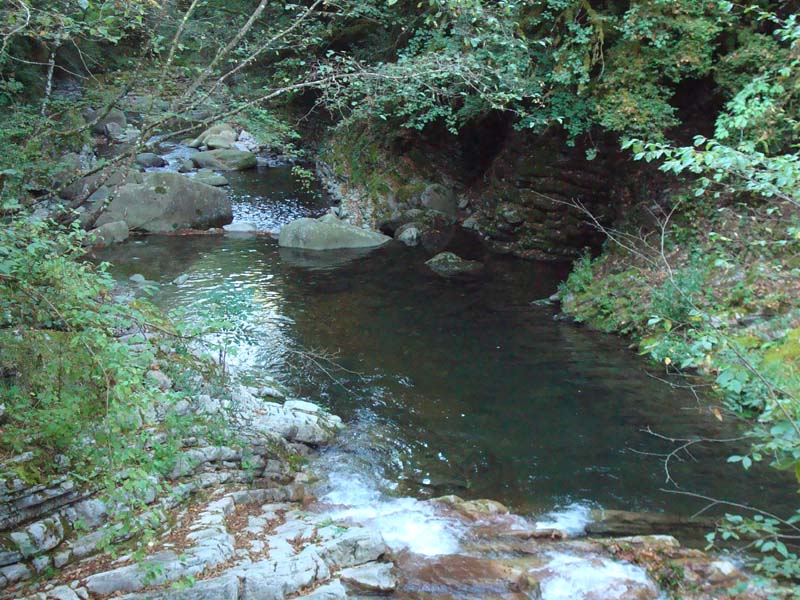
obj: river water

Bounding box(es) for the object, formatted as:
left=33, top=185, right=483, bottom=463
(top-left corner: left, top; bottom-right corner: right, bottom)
left=94, top=161, right=792, bottom=557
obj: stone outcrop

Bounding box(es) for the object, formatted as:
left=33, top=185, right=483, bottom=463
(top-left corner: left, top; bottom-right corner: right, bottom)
left=0, top=385, right=346, bottom=596
left=319, top=120, right=623, bottom=260
left=94, top=171, right=232, bottom=232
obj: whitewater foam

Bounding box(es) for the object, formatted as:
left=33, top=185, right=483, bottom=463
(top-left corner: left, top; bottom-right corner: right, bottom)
left=319, top=469, right=465, bottom=556
left=537, top=551, right=658, bottom=600
left=534, top=502, right=594, bottom=536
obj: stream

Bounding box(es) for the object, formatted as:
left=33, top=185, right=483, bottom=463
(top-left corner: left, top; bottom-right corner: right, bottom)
left=93, top=153, right=792, bottom=596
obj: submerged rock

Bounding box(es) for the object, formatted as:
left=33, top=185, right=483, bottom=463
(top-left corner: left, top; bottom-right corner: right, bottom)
left=223, top=222, right=258, bottom=233
left=193, top=168, right=229, bottom=187
left=192, top=148, right=257, bottom=171
left=425, top=252, right=484, bottom=277
left=95, top=171, right=232, bottom=233
left=279, top=214, right=391, bottom=251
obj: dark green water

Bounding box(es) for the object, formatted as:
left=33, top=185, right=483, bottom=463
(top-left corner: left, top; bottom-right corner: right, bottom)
left=94, top=165, right=793, bottom=523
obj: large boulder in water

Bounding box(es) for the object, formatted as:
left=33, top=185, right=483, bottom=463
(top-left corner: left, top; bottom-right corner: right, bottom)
left=279, top=214, right=391, bottom=250
left=95, top=171, right=232, bottom=232
left=192, top=148, right=256, bottom=171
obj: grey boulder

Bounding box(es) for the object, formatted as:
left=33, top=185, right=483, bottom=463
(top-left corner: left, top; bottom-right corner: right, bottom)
left=279, top=214, right=391, bottom=251
left=192, top=149, right=256, bottom=171
left=95, top=171, right=232, bottom=233
left=135, top=153, right=168, bottom=168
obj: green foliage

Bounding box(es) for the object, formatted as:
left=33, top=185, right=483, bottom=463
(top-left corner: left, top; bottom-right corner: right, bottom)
left=1, top=219, right=163, bottom=469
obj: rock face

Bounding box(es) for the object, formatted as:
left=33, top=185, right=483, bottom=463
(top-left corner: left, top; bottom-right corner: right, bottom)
left=94, top=171, right=232, bottom=232
left=420, top=183, right=458, bottom=216
left=192, top=149, right=257, bottom=171
left=279, top=214, right=392, bottom=251
left=425, top=252, right=484, bottom=277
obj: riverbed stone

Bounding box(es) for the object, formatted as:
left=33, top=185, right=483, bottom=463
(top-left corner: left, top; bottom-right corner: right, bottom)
left=192, top=148, right=257, bottom=171
left=318, top=527, right=386, bottom=568
left=135, top=152, right=168, bottom=168
left=245, top=400, right=344, bottom=445
left=279, top=214, right=391, bottom=251
left=236, top=129, right=262, bottom=153
left=223, top=222, right=258, bottom=234
left=94, top=171, right=232, bottom=232
left=194, top=168, right=229, bottom=187
left=396, top=223, right=421, bottom=246
left=340, top=561, right=397, bottom=592
left=425, top=252, right=484, bottom=277
left=89, top=220, right=128, bottom=246
left=189, top=124, right=238, bottom=150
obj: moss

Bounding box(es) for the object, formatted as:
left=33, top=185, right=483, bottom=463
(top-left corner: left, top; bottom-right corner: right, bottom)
left=763, top=328, right=800, bottom=369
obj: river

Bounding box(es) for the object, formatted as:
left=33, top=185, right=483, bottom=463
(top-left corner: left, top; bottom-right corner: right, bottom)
left=93, top=153, right=791, bottom=558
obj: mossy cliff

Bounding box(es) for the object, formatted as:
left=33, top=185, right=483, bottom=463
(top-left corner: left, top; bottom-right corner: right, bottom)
left=319, top=118, right=629, bottom=259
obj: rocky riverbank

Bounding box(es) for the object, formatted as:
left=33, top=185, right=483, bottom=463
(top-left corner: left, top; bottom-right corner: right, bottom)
left=4, top=383, right=792, bottom=600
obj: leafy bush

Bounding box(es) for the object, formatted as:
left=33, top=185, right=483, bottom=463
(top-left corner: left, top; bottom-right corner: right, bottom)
left=0, top=219, right=184, bottom=485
